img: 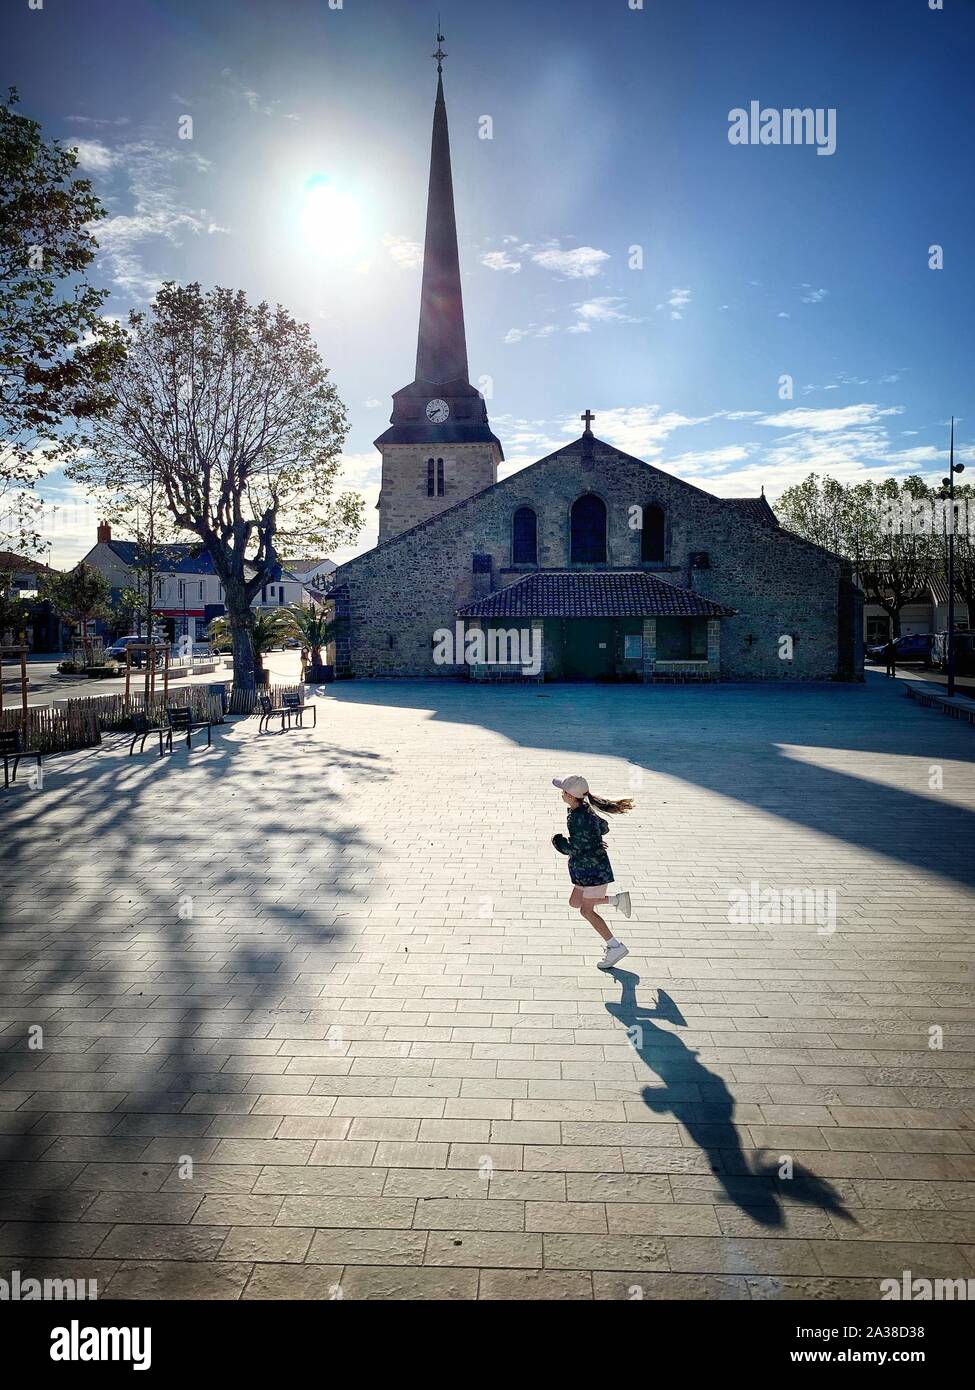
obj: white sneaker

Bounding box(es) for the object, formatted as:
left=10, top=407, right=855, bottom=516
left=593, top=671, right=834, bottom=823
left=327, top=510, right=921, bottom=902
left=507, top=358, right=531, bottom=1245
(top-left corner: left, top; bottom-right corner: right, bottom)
left=612, top=892, right=632, bottom=919
left=597, top=941, right=629, bottom=970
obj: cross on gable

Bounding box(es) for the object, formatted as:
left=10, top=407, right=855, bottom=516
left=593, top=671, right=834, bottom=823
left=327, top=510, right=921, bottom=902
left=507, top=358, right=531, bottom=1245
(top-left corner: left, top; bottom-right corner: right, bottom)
left=581, top=409, right=595, bottom=433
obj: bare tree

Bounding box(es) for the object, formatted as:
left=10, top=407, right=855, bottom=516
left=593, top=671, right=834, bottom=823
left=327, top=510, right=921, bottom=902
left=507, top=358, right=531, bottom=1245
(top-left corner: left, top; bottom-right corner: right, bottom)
left=71, top=283, right=363, bottom=708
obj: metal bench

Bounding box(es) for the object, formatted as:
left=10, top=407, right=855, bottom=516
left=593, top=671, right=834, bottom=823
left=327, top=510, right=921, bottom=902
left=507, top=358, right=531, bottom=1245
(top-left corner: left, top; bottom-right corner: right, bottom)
left=128, top=713, right=169, bottom=758
left=257, top=693, right=292, bottom=733
left=0, top=728, right=42, bottom=789
left=281, top=691, right=316, bottom=728
left=165, top=705, right=212, bottom=751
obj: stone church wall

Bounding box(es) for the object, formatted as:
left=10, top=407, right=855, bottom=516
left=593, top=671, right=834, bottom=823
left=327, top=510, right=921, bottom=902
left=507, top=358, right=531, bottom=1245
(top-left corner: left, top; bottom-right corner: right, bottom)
left=378, top=443, right=500, bottom=542
left=331, top=440, right=855, bottom=681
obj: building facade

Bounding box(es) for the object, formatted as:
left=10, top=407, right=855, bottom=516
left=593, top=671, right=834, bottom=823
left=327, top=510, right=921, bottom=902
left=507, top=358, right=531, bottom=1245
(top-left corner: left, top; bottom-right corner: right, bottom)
left=326, top=53, right=861, bottom=684
left=81, top=526, right=310, bottom=644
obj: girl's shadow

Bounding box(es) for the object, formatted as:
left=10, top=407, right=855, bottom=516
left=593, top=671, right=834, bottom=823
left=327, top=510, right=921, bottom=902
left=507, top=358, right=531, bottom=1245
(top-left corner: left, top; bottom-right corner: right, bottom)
left=604, top=969, right=852, bottom=1229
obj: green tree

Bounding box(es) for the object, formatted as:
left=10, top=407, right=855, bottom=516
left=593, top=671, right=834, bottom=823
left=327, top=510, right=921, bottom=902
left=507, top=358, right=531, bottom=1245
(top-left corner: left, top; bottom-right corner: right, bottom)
left=0, top=570, right=30, bottom=642
left=0, top=89, right=126, bottom=552
left=287, top=603, right=339, bottom=674
left=777, top=473, right=938, bottom=637
left=207, top=608, right=299, bottom=683
left=71, top=282, right=363, bottom=710
left=39, top=561, right=112, bottom=665
left=951, top=480, right=973, bottom=628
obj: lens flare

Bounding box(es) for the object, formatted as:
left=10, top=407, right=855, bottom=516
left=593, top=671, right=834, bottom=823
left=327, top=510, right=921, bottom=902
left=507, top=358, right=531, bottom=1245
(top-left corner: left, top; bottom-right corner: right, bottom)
left=299, top=175, right=363, bottom=258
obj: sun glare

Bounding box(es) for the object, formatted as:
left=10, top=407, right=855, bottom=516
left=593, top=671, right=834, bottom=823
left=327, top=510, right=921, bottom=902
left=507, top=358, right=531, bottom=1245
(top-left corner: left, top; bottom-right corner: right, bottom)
left=299, top=175, right=363, bottom=258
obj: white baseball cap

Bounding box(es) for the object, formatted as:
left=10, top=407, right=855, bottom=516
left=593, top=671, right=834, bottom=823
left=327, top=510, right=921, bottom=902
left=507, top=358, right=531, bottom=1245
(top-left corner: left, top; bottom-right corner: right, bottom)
left=552, top=775, right=589, bottom=798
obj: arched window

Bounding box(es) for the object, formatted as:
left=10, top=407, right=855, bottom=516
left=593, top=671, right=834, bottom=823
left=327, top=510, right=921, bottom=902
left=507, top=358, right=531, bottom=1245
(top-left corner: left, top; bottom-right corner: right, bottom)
left=570, top=494, right=607, bottom=564
left=426, top=458, right=435, bottom=497
left=641, top=504, right=665, bottom=562
left=512, top=506, right=537, bottom=565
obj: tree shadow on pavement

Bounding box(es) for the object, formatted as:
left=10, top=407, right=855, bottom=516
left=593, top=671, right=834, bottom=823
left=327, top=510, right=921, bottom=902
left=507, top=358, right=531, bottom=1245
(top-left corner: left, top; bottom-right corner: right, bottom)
left=0, top=706, right=390, bottom=1285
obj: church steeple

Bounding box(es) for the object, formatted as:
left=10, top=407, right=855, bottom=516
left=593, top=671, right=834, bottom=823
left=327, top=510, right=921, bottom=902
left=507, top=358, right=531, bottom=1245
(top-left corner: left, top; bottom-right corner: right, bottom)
left=373, top=30, right=503, bottom=545
left=415, top=57, right=469, bottom=386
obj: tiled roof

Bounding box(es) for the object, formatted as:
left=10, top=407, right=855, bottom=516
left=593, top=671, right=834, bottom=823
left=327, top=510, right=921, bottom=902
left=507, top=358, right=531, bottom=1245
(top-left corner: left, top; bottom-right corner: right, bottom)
left=0, top=550, right=59, bottom=575
left=725, top=496, right=779, bottom=527
left=106, top=541, right=305, bottom=585
left=107, top=540, right=217, bottom=575
left=457, top=571, right=737, bottom=620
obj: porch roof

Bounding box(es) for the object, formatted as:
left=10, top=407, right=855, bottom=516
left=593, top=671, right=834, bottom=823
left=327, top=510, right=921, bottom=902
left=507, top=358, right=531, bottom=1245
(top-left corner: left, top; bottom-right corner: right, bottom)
left=456, top=570, right=737, bottom=620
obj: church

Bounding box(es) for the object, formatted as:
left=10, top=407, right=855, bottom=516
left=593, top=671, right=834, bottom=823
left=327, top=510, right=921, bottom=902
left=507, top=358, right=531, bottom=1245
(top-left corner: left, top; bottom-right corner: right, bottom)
left=326, top=48, right=861, bottom=684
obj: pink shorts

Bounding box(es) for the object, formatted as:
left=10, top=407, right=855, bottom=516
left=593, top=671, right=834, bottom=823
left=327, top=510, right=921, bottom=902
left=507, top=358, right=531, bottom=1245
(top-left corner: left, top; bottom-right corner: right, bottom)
left=580, top=884, right=611, bottom=899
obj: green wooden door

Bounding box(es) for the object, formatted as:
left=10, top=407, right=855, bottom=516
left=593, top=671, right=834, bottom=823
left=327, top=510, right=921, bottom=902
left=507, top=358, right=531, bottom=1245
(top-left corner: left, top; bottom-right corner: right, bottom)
left=563, top=619, right=615, bottom=679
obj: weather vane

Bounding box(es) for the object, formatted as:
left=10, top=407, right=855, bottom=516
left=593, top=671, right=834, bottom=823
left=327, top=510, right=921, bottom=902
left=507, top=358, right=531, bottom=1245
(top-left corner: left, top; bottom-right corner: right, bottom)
left=432, top=17, right=446, bottom=73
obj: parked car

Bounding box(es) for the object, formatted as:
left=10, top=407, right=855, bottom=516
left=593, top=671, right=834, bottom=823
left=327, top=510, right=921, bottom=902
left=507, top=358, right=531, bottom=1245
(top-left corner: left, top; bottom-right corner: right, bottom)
left=930, top=630, right=975, bottom=675
left=282, top=637, right=301, bottom=650
left=105, top=633, right=169, bottom=663
left=865, top=632, right=933, bottom=664
left=105, top=635, right=147, bottom=664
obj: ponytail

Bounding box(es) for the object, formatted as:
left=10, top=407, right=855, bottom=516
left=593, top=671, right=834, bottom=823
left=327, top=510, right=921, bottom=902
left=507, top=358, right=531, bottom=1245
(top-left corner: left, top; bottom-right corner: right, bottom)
left=585, top=791, right=634, bottom=815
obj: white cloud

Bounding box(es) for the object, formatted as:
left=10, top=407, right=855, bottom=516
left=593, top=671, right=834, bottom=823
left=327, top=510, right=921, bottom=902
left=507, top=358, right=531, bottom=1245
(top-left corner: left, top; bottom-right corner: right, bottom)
left=800, top=285, right=829, bottom=304
left=82, top=139, right=221, bottom=301
left=65, top=115, right=130, bottom=128
left=530, top=243, right=609, bottom=279
left=504, top=323, right=559, bottom=344
left=481, top=250, right=521, bottom=273
left=383, top=234, right=423, bottom=270
left=661, top=446, right=750, bottom=476
left=72, top=140, right=117, bottom=172
left=364, top=398, right=382, bottom=409
left=759, top=404, right=904, bottom=432
left=508, top=297, right=640, bottom=342
left=570, top=296, right=641, bottom=332
left=562, top=405, right=712, bottom=458
left=221, top=69, right=300, bottom=121
left=328, top=452, right=381, bottom=562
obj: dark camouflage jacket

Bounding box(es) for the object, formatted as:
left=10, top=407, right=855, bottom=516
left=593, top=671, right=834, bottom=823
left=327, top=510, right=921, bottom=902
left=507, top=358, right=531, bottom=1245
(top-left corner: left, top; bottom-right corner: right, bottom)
left=552, top=804, right=614, bottom=887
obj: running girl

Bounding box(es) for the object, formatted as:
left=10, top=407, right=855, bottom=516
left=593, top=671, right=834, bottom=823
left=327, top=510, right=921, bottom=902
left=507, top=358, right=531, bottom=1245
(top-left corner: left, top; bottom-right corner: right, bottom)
left=551, top=774, right=633, bottom=969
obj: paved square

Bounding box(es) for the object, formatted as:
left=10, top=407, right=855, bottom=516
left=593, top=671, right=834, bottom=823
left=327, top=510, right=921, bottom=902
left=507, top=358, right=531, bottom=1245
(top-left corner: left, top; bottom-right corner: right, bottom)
left=2, top=675, right=974, bottom=1300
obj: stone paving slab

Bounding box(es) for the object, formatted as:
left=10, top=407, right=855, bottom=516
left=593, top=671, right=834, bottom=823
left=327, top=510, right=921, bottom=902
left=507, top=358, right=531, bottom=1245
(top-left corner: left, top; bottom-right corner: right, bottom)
left=1, top=675, right=974, bottom=1300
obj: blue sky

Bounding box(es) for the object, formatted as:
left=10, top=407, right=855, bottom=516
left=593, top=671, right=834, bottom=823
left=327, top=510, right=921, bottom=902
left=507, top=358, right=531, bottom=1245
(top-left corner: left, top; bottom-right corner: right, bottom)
left=4, top=0, right=973, bottom=565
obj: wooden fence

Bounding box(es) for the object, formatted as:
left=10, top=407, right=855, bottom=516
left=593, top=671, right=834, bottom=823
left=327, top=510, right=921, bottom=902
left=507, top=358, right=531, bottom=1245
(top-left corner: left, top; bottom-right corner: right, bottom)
left=67, top=683, right=228, bottom=732
left=9, top=677, right=307, bottom=756
left=0, top=702, right=101, bottom=754
left=230, top=682, right=304, bottom=715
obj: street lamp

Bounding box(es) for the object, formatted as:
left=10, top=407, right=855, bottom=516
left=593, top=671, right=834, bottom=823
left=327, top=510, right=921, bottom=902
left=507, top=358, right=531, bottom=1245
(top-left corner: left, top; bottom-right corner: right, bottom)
left=941, top=417, right=966, bottom=697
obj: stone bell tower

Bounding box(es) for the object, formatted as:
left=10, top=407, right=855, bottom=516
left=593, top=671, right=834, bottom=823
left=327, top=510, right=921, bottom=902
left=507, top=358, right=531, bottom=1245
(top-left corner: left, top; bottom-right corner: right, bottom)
left=374, top=30, right=503, bottom=543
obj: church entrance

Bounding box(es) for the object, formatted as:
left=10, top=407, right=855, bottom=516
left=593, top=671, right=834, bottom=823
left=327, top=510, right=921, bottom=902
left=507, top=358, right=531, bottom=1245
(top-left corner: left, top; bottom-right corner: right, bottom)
left=561, top=619, right=616, bottom=680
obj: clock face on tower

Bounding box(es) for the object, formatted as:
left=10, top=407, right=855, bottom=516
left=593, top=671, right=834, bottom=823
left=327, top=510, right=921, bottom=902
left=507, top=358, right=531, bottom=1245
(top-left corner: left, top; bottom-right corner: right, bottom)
left=425, top=398, right=450, bottom=424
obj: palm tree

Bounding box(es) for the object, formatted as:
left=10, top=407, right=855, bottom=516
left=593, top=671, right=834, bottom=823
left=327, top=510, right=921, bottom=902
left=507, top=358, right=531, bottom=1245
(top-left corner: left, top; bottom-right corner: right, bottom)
left=207, top=608, right=299, bottom=683
left=287, top=604, right=337, bottom=677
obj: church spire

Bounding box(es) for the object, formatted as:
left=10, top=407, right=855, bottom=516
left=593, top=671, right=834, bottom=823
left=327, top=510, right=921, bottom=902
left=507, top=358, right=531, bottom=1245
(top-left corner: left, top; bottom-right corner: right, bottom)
left=415, top=29, right=469, bottom=385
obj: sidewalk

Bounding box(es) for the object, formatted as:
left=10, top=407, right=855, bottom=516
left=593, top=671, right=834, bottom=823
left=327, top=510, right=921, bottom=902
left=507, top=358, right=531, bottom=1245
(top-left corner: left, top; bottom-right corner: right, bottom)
left=1, top=676, right=973, bottom=1299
